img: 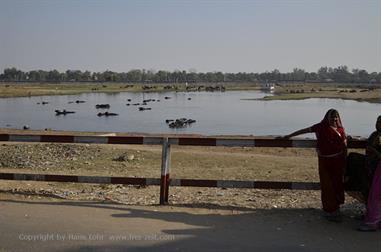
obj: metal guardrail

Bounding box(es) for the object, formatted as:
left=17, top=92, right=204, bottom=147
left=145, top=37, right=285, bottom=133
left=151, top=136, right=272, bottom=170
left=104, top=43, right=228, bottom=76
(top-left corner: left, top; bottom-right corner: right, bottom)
left=0, top=133, right=366, bottom=204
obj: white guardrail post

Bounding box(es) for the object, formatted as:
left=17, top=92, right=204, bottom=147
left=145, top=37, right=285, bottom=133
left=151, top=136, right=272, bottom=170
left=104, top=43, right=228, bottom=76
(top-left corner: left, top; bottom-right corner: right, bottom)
left=160, top=137, right=171, bottom=205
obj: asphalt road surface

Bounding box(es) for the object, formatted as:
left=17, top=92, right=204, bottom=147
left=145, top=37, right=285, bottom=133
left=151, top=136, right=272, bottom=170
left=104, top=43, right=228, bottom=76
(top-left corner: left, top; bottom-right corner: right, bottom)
left=0, top=193, right=380, bottom=252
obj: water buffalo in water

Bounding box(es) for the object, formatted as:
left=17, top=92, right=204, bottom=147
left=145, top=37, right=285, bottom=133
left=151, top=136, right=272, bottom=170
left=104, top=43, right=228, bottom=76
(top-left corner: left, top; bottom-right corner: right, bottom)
left=97, top=111, right=118, bottom=117
left=55, top=109, right=76, bottom=115
left=95, top=104, right=110, bottom=109
left=167, top=118, right=196, bottom=128
left=37, top=101, right=49, bottom=105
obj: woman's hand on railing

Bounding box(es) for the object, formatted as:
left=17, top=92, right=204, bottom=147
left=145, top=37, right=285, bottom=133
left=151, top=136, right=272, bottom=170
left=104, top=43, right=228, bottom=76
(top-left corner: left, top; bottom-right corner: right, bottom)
left=276, top=135, right=290, bottom=140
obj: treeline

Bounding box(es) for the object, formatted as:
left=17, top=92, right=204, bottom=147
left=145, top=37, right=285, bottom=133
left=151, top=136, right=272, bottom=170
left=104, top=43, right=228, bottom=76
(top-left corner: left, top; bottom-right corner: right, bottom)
left=1, top=66, right=380, bottom=84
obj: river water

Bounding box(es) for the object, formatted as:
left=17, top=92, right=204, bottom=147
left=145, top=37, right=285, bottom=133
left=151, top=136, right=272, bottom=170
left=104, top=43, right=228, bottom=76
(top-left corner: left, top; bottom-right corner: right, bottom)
left=0, top=91, right=379, bottom=137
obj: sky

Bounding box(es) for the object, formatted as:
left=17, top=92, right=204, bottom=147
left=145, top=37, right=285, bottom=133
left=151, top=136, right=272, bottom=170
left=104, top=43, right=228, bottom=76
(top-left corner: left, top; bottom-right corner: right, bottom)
left=0, top=0, right=380, bottom=74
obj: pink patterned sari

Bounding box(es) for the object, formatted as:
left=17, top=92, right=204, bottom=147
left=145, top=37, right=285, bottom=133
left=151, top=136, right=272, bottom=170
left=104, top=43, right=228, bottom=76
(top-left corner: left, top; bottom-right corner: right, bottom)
left=364, top=161, right=381, bottom=226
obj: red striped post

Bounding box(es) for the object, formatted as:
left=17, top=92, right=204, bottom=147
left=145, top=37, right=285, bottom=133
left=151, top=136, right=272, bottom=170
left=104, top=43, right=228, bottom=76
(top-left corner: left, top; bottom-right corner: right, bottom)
left=160, top=138, right=171, bottom=205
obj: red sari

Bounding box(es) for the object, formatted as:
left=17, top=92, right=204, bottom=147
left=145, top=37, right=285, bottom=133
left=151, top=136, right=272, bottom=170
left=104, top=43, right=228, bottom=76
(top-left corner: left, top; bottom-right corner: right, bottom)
left=311, top=110, right=347, bottom=213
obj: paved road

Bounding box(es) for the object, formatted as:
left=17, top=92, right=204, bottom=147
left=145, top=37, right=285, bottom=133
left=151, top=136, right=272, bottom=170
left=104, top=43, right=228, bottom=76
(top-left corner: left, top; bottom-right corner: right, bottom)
left=0, top=193, right=380, bottom=252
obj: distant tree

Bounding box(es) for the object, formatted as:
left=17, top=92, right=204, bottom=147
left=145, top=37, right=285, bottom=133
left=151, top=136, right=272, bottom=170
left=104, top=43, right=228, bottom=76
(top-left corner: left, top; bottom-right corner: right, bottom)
left=66, top=70, right=83, bottom=82
left=81, top=71, right=92, bottom=82
left=270, top=69, right=280, bottom=82
left=376, top=72, right=381, bottom=83
left=331, top=65, right=351, bottom=83
left=27, top=70, right=40, bottom=81
left=37, top=70, right=48, bottom=82
left=292, top=68, right=306, bottom=81
left=186, top=71, right=198, bottom=83
left=153, top=70, right=169, bottom=83
left=358, top=69, right=369, bottom=83
left=144, top=69, right=155, bottom=83
left=2, top=66, right=380, bottom=84
left=317, top=67, right=329, bottom=81
left=92, top=72, right=104, bottom=82
left=126, top=69, right=142, bottom=82
left=368, top=72, right=377, bottom=84
left=3, top=67, right=24, bottom=81
left=47, top=69, right=61, bottom=82
left=352, top=69, right=360, bottom=83
left=307, top=72, right=318, bottom=81
left=102, top=70, right=116, bottom=82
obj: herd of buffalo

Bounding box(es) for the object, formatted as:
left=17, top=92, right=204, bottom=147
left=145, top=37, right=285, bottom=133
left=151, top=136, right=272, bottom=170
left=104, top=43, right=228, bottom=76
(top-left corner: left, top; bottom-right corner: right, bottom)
left=39, top=97, right=196, bottom=129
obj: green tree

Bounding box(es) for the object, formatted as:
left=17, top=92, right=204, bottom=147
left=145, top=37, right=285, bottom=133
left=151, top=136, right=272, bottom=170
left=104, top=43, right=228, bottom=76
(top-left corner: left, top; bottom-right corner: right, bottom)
left=126, top=69, right=142, bottom=82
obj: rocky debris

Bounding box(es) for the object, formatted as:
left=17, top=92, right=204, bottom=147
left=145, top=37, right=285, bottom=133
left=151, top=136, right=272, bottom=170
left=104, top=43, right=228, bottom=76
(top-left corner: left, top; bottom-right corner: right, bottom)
left=0, top=182, right=365, bottom=216
left=0, top=143, right=101, bottom=169
left=113, top=153, right=135, bottom=162
left=0, top=142, right=365, bottom=214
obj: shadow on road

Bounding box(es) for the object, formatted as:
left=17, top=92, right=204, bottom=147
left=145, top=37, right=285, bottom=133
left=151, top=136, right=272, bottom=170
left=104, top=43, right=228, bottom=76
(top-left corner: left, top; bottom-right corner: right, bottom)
left=1, top=197, right=380, bottom=252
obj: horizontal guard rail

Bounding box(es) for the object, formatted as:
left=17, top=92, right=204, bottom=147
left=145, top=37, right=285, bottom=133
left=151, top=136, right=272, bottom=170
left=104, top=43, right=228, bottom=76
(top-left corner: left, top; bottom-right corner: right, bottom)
left=0, top=134, right=366, bottom=148
left=0, top=172, right=320, bottom=190
left=0, top=133, right=366, bottom=204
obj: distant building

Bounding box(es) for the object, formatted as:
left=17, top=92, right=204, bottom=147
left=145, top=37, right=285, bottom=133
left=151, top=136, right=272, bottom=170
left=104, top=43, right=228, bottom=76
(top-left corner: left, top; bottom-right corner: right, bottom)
left=261, top=83, right=275, bottom=92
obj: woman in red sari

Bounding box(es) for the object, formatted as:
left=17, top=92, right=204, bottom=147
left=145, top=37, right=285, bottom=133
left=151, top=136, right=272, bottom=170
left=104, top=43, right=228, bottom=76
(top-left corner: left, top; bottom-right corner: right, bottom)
left=283, top=109, right=347, bottom=222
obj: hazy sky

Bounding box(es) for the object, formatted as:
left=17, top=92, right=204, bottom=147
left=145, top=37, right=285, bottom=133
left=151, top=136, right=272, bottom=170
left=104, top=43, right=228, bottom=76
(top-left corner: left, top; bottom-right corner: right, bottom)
left=0, top=0, right=380, bottom=73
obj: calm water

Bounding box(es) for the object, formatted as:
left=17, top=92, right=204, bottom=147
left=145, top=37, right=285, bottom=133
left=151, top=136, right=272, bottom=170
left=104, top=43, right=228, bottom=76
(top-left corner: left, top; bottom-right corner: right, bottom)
left=0, top=91, right=379, bottom=137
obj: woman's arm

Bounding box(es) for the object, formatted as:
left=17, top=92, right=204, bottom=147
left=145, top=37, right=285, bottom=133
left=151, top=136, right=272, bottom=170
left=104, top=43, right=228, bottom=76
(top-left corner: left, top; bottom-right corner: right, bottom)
left=282, top=127, right=312, bottom=139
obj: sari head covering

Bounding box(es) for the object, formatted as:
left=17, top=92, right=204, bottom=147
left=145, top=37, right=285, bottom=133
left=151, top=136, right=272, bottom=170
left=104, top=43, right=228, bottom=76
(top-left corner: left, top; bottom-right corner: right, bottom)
left=322, top=109, right=344, bottom=129
left=312, top=109, right=347, bottom=156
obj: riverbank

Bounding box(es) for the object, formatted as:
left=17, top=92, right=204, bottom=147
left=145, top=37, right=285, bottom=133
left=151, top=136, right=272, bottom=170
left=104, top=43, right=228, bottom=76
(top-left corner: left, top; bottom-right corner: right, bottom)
left=1, top=82, right=380, bottom=103
left=259, top=83, right=381, bottom=103
left=0, top=82, right=259, bottom=98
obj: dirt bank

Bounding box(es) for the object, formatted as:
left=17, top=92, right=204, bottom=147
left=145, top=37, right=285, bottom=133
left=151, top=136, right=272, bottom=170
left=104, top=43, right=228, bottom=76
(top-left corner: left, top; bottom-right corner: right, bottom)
left=0, top=129, right=365, bottom=216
